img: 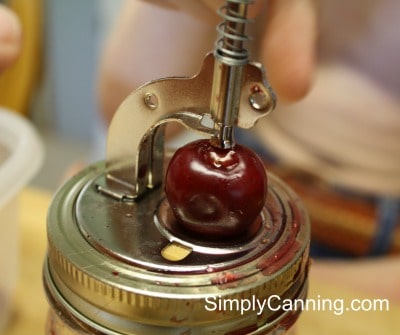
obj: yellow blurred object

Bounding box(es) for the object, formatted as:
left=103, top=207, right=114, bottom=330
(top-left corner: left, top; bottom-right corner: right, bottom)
left=0, top=0, right=42, bottom=116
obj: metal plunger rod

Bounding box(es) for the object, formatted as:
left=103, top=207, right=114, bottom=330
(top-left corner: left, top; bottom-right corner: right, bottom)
left=210, top=1, right=250, bottom=149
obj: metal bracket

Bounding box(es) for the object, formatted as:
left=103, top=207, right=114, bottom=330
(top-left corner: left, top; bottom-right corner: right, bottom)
left=97, top=53, right=275, bottom=200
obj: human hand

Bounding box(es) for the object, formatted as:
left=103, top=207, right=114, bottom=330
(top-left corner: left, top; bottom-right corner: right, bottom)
left=205, top=0, right=317, bottom=102
left=99, top=0, right=316, bottom=126
left=0, top=4, right=22, bottom=73
left=143, top=0, right=317, bottom=102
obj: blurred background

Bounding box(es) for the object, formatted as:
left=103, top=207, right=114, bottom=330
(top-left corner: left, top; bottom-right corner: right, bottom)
left=0, top=0, right=124, bottom=190
left=0, top=3, right=130, bottom=332
left=1, top=1, right=399, bottom=335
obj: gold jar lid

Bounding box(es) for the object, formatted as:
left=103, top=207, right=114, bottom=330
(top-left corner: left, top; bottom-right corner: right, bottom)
left=44, top=161, right=309, bottom=335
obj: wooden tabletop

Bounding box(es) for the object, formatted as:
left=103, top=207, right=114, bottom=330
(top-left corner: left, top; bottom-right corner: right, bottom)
left=2, top=188, right=399, bottom=334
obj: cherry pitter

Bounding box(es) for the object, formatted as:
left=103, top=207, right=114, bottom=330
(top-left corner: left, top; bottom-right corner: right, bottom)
left=43, top=1, right=310, bottom=334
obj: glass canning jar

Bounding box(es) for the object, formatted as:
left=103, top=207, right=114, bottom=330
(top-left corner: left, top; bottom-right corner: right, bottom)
left=43, top=161, right=309, bottom=335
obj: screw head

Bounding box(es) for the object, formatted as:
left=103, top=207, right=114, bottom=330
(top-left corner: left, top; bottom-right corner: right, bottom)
left=249, top=91, right=270, bottom=111
left=144, top=93, right=158, bottom=110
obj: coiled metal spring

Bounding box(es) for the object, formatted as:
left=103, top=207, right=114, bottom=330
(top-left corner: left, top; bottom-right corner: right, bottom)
left=215, top=0, right=254, bottom=65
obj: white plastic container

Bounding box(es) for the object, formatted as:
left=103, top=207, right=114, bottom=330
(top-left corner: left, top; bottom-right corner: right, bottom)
left=0, top=107, right=44, bottom=330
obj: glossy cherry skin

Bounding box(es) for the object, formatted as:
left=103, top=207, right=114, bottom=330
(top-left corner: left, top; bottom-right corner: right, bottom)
left=165, top=139, right=268, bottom=239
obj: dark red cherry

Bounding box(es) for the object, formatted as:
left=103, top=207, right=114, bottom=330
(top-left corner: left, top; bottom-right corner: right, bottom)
left=165, top=139, right=268, bottom=239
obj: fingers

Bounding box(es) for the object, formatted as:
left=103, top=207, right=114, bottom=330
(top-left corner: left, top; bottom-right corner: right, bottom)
left=200, top=0, right=317, bottom=102
left=260, top=0, right=317, bottom=102
left=104, top=0, right=316, bottom=112
left=201, top=0, right=266, bottom=19
left=156, top=0, right=267, bottom=23
left=0, top=4, right=22, bottom=72
left=140, top=0, right=220, bottom=24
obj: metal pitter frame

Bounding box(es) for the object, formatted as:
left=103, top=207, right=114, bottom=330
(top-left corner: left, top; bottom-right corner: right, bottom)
left=96, top=0, right=276, bottom=201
